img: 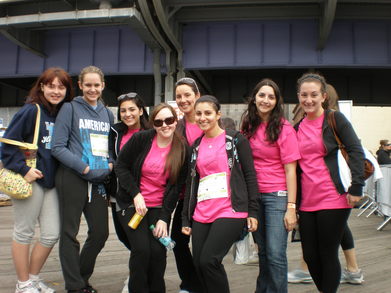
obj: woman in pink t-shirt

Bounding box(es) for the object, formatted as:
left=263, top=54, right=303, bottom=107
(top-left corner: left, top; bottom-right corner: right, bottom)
left=173, top=77, right=204, bottom=293
left=241, top=78, right=300, bottom=293
left=115, top=103, right=188, bottom=293
left=295, top=73, right=365, bottom=293
left=107, top=92, right=150, bottom=291
left=182, top=95, right=259, bottom=293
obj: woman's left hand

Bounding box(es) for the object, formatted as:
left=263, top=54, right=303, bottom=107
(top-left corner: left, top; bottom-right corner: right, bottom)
left=153, top=220, right=168, bottom=238
left=247, top=217, right=258, bottom=232
left=347, top=194, right=361, bottom=207
left=108, top=163, right=113, bottom=171
left=284, top=209, right=297, bottom=232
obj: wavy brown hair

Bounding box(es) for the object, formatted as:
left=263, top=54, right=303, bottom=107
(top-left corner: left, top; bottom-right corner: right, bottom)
left=27, top=67, right=74, bottom=114
left=150, top=103, right=186, bottom=184
left=241, top=78, right=283, bottom=143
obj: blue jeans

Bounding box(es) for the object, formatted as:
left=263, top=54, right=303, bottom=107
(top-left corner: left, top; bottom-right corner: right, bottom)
left=252, top=192, right=288, bottom=293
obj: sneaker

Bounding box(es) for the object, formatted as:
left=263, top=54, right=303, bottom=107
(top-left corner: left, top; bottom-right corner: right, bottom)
left=15, top=281, right=40, bottom=293
left=85, top=286, right=98, bottom=293
left=32, top=279, right=56, bottom=293
left=121, top=277, right=129, bottom=293
left=288, top=269, right=313, bottom=284
left=340, top=268, right=364, bottom=284
left=179, top=290, right=190, bottom=293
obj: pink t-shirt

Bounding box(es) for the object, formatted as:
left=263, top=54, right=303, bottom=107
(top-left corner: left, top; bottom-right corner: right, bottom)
left=193, top=131, right=248, bottom=223
left=120, top=128, right=139, bottom=150
left=249, top=120, right=301, bottom=193
left=297, top=113, right=350, bottom=211
left=140, top=137, right=171, bottom=207
left=186, top=121, right=203, bottom=146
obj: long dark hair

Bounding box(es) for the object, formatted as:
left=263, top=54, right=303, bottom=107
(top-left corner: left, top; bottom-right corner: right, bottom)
left=241, top=78, right=283, bottom=143
left=117, top=92, right=150, bottom=129
left=150, top=103, right=186, bottom=184
left=27, top=67, right=74, bottom=114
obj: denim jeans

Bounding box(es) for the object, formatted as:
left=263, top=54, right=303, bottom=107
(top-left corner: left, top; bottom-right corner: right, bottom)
left=252, top=192, right=288, bottom=293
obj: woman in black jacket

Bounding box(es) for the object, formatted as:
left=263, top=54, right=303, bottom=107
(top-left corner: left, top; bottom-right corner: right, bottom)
left=376, top=139, right=391, bottom=165
left=295, top=72, right=365, bottom=293
left=182, top=95, right=258, bottom=293
left=115, top=103, right=188, bottom=293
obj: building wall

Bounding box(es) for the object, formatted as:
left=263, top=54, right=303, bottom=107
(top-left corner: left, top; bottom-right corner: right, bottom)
left=351, top=106, right=391, bottom=155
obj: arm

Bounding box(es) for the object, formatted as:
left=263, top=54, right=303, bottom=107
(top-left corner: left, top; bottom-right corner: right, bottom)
left=114, top=131, right=145, bottom=203
left=1, top=105, right=37, bottom=176
left=236, top=134, right=259, bottom=232
left=52, top=103, right=88, bottom=174
left=334, top=111, right=365, bottom=196
left=284, top=162, right=297, bottom=231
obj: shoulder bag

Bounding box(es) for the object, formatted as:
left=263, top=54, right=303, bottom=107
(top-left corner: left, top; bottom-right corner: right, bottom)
left=327, top=111, right=374, bottom=192
left=0, top=104, right=41, bottom=199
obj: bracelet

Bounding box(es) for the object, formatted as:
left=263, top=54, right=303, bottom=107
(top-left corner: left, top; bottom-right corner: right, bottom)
left=288, top=201, right=296, bottom=204
left=287, top=203, right=296, bottom=209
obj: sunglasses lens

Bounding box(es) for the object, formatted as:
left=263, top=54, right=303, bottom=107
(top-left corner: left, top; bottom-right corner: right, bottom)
left=153, top=117, right=175, bottom=127
left=165, top=117, right=176, bottom=125
left=153, top=119, right=163, bottom=127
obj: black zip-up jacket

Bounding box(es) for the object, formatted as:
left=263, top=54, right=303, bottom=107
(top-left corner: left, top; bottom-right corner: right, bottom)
left=182, top=129, right=259, bottom=228
left=106, top=122, right=143, bottom=198
left=115, top=129, right=189, bottom=223
left=376, top=149, right=391, bottom=165
left=294, top=109, right=365, bottom=203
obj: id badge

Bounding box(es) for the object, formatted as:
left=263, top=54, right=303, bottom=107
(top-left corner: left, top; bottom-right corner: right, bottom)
left=90, top=133, right=109, bottom=157
left=197, top=172, right=229, bottom=203
left=277, top=190, right=287, bottom=197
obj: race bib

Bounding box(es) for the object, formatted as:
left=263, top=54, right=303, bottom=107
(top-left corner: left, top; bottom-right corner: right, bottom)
left=197, top=172, right=228, bottom=203
left=90, top=133, right=109, bottom=157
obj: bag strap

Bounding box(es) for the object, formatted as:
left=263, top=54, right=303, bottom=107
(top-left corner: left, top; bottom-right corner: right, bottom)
left=0, top=104, right=41, bottom=150
left=326, top=110, right=344, bottom=149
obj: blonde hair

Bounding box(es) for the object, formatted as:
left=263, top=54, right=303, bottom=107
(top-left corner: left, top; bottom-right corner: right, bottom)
left=78, top=66, right=105, bottom=83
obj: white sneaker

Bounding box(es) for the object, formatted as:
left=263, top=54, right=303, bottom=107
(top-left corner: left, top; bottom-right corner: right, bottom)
left=33, top=279, right=56, bottom=293
left=121, top=276, right=129, bottom=293
left=15, top=281, right=40, bottom=293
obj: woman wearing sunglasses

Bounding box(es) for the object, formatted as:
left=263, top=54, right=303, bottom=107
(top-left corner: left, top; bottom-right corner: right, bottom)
left=107, top=92, right=150, bottom=292
left=115, top=103, right=188, bottom=293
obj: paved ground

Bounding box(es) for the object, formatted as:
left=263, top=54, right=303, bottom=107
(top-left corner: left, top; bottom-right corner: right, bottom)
left=0, top=204, right=390, bottom=293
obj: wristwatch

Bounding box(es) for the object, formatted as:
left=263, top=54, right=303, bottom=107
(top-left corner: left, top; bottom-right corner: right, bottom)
left=287, top=202, right=296, bottom=209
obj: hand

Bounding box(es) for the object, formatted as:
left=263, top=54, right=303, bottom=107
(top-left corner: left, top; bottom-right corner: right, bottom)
left=347, top=194, right=361, bottom=207
left=284, top=208, right=297, bottom=232
left=247, top=217, right=258, bottom=232
left=82, top=165, right=90, bottom=174
left=108, top=163, right=113, bottom=171
left=23, top=168, right=43, bottom=183
left=153, top=220, right=168, bottom=238
left=182, top=227, right=192, bottom=236
left=133, top=193, right=147, bottom=216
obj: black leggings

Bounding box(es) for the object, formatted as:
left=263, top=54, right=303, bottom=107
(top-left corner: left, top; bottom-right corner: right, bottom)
left=118, top=207, right=167, bottom=293
left=192, top=218, right=246, bottom=293
left=171, top=199, right=203, bottom=292
left=299, top=209, right=351, bottom=293
left=341, top=224, right=354, bottom=251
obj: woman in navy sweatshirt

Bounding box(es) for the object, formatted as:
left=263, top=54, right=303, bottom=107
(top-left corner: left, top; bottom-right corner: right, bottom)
left=1, top=67, right=73, bottom=293
left=52, top=66, right=114, bottom=293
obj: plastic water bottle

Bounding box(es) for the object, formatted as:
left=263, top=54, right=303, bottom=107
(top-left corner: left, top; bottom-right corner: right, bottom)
left=149, top=224, right=176, bottom=251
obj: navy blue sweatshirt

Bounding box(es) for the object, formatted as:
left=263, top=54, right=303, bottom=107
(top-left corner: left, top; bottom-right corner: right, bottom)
left=1, top=103, right=58, bottom=189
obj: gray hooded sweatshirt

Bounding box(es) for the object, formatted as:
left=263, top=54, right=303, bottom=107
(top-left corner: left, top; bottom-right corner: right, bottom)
left=52, top=96, right=114, bottom=183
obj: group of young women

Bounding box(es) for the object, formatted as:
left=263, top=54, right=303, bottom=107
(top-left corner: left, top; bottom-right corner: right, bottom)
left=2, top=67, right=365, bottom=293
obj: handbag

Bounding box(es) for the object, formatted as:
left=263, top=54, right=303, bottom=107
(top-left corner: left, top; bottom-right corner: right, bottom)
left=327, top=111, right=374, bottom=192
left=0, top=104, right=41, bottom=199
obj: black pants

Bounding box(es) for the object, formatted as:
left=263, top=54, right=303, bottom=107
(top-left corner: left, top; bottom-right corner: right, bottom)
left=341, top=224, right=354, bottom=250
left=192, top=218, right=246, bottom=293
left=111, top=202, right=132, bottom=250
left=56, top=165, right=109, bottom=290
left=118, top=207, right=167, bottom=293
left=171, top=199, right=203, bottom=292
left=299, top=209, right=351, bottom=293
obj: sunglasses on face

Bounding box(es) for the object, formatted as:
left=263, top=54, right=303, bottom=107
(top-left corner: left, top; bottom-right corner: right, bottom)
left=153, top=116, right=176, bottom=127
left=117, top=92, right=138, bottom=101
